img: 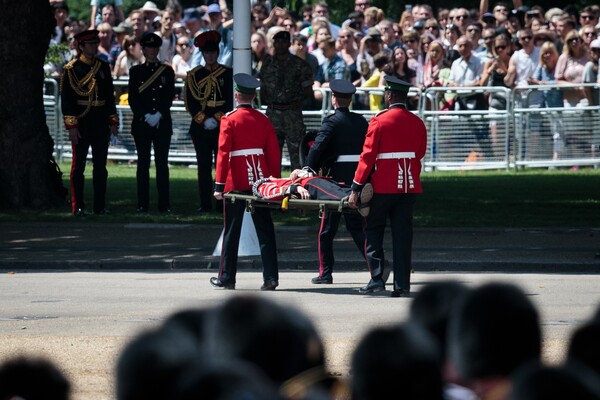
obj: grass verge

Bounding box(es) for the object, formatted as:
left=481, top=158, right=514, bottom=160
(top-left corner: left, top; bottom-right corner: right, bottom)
left=1, top=163, right=599, bottom=227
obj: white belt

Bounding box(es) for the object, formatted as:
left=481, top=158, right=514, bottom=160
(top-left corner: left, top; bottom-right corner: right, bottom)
left=377, top=152, right=416, bottom=160
left=336, top=155, right=360, bottom=162
left=230, top=148, right=264, bottom=157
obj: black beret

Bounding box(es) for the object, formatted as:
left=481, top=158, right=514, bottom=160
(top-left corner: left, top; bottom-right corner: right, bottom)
left=273, top=30, right=291, bottom=42
left=140, top=32, right=163, bottom=48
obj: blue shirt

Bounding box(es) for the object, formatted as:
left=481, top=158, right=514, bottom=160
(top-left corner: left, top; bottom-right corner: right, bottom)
left=315, top=54, right=349, bottom=84
left=533, top=64, right=563, bottom=108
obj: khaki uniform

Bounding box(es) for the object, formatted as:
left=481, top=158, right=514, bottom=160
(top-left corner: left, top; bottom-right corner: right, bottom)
left=259, top=53, right=313, bottom=170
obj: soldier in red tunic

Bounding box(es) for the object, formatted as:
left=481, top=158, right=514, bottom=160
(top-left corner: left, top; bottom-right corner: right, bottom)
left=349, top=76, right=428, bottom=298
left=211, top=73, right=281, bottom=291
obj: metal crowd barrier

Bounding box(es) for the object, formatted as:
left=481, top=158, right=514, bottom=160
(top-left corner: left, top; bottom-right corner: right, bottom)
left=512, top=83, right=600, bottom=168
left=422, top=86, right=512, bottom=170
left=45, top=79, right=600, bottom=170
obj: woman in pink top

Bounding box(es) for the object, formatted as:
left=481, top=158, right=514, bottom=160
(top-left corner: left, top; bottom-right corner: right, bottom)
left=556, top=30, right=590, bottom=106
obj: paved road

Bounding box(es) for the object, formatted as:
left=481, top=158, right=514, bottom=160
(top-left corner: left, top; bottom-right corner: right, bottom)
left=1, top=222, right=599, bottom=272
left=1, top=222, right=599, bottom=399
left=1, top=271, right=600, bottom=400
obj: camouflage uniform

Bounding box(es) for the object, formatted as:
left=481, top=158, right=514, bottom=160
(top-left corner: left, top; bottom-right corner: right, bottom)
left=259, top=53, right=313, bottom=170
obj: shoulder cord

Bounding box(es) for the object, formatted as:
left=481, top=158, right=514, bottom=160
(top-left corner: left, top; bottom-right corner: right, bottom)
left=66, top=60, right=102, bottom=119
left=186, top=67, right=226, bottom=111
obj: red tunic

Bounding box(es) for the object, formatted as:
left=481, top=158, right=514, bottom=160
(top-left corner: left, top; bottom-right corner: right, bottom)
left=215, top=105, right=281, bottom=193
left=253, top=177, right=313, bottom=200
left=352, top=105, right=427, bottom=194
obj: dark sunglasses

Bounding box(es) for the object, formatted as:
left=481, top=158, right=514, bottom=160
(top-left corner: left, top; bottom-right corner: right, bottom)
left=495, top=45, right=507, bottom=51
left=584, top=32, right=597, bottom=37
left=483, top=36, right=495, bottom=41
left=519, top=35, right=532, bottom=41
left=454, top=14, right=468, bottom=19
left=467, top=28, right=481, bottom=33
left=425, top=25, right=439, bottom=30
left=581, top=15, right=593, bottom=20
left=569, top=37, right=581, bottom=43
left=405, top=39, right=417, bottom=43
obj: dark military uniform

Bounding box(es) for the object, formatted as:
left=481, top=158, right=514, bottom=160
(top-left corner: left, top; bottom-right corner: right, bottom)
left=259, top=31, right=313, bottom=170
left=184, top=31, right=233, bottom=212
left=60, top=30, right=118, bottom=215
left=305, top=80, right=369, bottom=282
left=128, top=33, right=175, bottom=212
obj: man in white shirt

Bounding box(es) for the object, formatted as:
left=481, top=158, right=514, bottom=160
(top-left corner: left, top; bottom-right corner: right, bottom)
left=449, top=36, right=483, bottom=87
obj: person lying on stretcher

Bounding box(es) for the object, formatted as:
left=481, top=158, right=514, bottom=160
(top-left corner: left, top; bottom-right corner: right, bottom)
left=251, top=170, right=373, bottom=217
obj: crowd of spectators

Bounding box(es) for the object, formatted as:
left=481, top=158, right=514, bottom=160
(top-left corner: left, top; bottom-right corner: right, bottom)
left=2, top=281, right=600, bottom=399
left=46, top=0, right=600, bottom=112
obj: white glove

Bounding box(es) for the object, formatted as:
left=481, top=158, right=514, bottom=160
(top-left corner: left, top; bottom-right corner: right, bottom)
left=296, top=168, right=314, bottom=178
left=203, top=117, right=218, bottom=130
left=144, top=113, right=152, bottom=124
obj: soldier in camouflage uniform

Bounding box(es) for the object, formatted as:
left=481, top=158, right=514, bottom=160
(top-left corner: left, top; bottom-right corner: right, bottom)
left=259, top=30, right=314, bottom=170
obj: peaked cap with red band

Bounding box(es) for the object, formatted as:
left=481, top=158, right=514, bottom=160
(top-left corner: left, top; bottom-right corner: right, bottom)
left=194, top=30, right=221, bottom=52
left=74, top=29, right=100, bottom=44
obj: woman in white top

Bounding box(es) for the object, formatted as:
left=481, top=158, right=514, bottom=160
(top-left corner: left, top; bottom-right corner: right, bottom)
left=556, top=29, right=590, bottom=107
left=113, top=35, right=144, bottom=78
left=172, top=35, right=193, bottom=79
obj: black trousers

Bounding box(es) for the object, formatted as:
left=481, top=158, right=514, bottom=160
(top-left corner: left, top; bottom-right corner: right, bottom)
left=191, top=126, right=221, bottom=211
left=302, top=178, right=366, bottom=277
left=133, top=131, right=171, bottom=211
left=70, top=135, right=109, bottom=213
left=364, top=193, right=416, bottom=292
left=218, top=197, right=279, bottom=284
left=317, top=211, right=365, bottom=278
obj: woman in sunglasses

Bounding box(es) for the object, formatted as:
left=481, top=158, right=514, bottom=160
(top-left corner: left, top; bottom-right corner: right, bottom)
left=556, top=30, right=589, bottom=107
left=480, top=33, right=512, bottom=111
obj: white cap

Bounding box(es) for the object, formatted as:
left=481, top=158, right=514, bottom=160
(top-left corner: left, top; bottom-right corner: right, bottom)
left=591, top=38, right=600, bottom=49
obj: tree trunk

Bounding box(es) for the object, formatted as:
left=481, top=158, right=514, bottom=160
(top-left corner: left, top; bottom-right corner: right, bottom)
left=0, top=1, right=65, bottom=209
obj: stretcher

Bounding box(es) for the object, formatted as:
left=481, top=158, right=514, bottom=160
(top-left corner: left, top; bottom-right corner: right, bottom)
left=224, top=193, right=356, bottom=218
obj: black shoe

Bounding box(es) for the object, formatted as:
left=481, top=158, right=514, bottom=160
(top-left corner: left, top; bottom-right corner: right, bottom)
left=136, top=206, right=148, bottom=213
left=260, top=279, right=278, bottom=291
left=311, top=275, right=333, bottom=284
left=391, top=289, right=410, bottom=298
left=359, top=278, right=385, bottom=294
left=94, top=208, right=110, bottom=215
left=210, top=277, right=235, bottom=289
left=73, top=208, right=86, bottom=217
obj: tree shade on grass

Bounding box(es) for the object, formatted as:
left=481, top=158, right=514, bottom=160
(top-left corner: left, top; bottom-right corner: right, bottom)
left=0, top=164, right=599, bottom=227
